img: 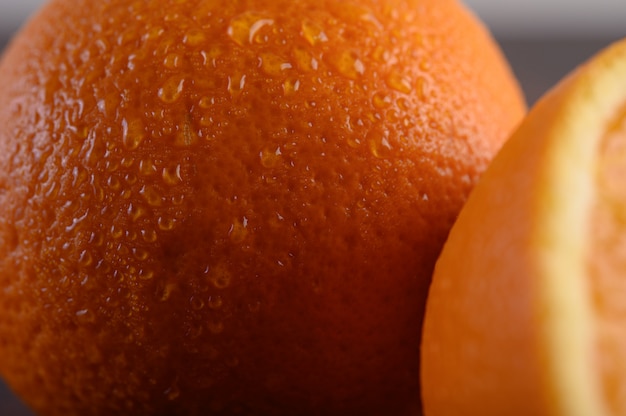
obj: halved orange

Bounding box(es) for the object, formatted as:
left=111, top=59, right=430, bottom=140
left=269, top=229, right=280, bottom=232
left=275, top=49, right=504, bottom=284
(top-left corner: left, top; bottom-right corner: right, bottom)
left=422, top=37, right=626, bottom=415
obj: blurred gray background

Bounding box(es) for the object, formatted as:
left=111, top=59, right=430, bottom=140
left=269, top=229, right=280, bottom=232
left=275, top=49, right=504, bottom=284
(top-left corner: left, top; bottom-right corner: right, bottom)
left=0, top=0, right=624, bottom=414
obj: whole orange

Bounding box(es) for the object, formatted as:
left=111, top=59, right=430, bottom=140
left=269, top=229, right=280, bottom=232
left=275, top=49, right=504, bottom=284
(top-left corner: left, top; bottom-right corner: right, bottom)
left=0, top=0, right=524, bottom=414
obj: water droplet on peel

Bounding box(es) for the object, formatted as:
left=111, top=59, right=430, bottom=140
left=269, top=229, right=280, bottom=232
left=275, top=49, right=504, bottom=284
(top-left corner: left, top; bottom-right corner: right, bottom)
left=163, top=53, right=182, bottom=69
left=227, top=12, right=274, bottom=46
left=158, top=75, right=185, bottom=103
left=368, top=130, right=393, bottom=158
left=121, top=156, right=135, bottom=168
left=118, top=29, right=141, bottom=47
left=435, top=166, right=453, bottom=177
left=260, top=147, right=282, bottom=168
left=293, top=47, right=318, bottom=71
left=133, top=248, right=150, bottom=261
left=126, top=230, right=139, bottom=241
left=190, top=296, right=205, bottom=310
left=127, top=203, right=146, bottom=221
left=127, top=230, right=138, bottom=241
left=347, top=136, right=361, bottom=148
left=111, top=225, right=124, bottom=239
left=75, top=308, right=95, bottom=324
left=228, top=217, right=248, bottom=243
left=327, top=50, right=365, bottom=79
left=158, top=282, right=177, bottom=301
left=386, top=70, right=411, bottom=94
left=199, top=96, right=214, bottom=109
left=199, top=115, right=213, bottom=128
left=105, top=157, right=120, bottom=173
left=141, top=229, right=158, bottom=243
left=66, top=209, right=89, bottom=232
left=142, top=228, right=158, bottom=243
left=157, top=216, right=176, bottom=231
left=44, top=181, right=59, bottom=199
left=200, top=46, right=223, bottom=67
left=386, top=108, right=401, bottom=123
left=73, top=167, right=89, bottom=188
left=106, top=175, right=121, bottom=191
left=162, top=164, right=183, bottom=185
left=301, top=19, right=328, bottom=45
left=415, top=76, right=428, bottom=100
left=372, top=45, right=389, bottom=63
left=372, top=92, right=391, bottom=109
left=139, top=159, right=157, bottom=176
left=365, top=112, right=378, bottom=123
left=208, top=295, right=223, bottom=310
left=117, top=243, right=130, bottom=257
left=139, top=269, right=155, bottom=280
left=144, top=26, right=164, bottom=42
left=283, top=79, right=300, bottom=96
left=122, top=118, right=145, bottom=150
left=76, top=125, right=89, bottom=139
left=163, top=12, right=180, bottom=22
left=171, top=194, right=185, bottom=206
left=140, top=185, right=162, bottom=207
left=260, top=53, right=292, bottom=76
left=59, top=276, right=70, bottom=288
left=78, top=250, right=93, bottom=267
left=90, top=231, right=105, bottom=247
left=209, top=265, right=231, bottom=289
left=397, top=97, right=410, bottom=111
left=183, top=28, right=207, bottom=46
left=227, top=74, right=246, bottom=95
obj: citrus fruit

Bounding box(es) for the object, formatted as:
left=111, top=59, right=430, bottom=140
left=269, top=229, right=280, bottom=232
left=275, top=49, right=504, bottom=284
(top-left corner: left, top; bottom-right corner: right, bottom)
left=0, top=0, right=524, bottom=414
left=421, top=37, right=626, bottom=415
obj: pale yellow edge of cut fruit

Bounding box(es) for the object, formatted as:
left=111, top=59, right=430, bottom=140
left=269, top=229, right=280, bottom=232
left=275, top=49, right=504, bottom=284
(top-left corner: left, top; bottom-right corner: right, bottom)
left=534, top=39, right=626, bottom=416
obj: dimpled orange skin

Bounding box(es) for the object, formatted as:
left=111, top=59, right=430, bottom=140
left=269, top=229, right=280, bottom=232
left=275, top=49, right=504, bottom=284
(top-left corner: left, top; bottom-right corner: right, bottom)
left=0, top=0, right=525, bottom=414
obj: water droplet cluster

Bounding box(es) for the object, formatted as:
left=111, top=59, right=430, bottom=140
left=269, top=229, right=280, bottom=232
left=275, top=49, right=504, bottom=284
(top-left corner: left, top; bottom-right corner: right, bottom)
left=0, top=0, right=521, bottom=412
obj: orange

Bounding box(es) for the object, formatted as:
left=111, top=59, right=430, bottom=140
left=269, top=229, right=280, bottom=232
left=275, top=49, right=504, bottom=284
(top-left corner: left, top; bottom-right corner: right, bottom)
left=0, top=0, right=524, bottom=414
left=421, top=37, right=626, bottom=415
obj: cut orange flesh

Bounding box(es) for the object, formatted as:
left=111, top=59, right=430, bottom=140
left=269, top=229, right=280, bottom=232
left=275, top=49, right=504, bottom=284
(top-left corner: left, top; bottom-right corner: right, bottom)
left=592, top=105, right=626, bottom=415
left=421, top=37, right=626, bottom=416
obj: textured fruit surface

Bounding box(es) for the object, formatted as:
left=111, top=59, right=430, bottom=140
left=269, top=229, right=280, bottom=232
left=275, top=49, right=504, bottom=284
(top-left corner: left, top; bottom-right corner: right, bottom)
left=422, top=38, right=626, bottom=416
left=0, top=0, right=524, bottom=414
